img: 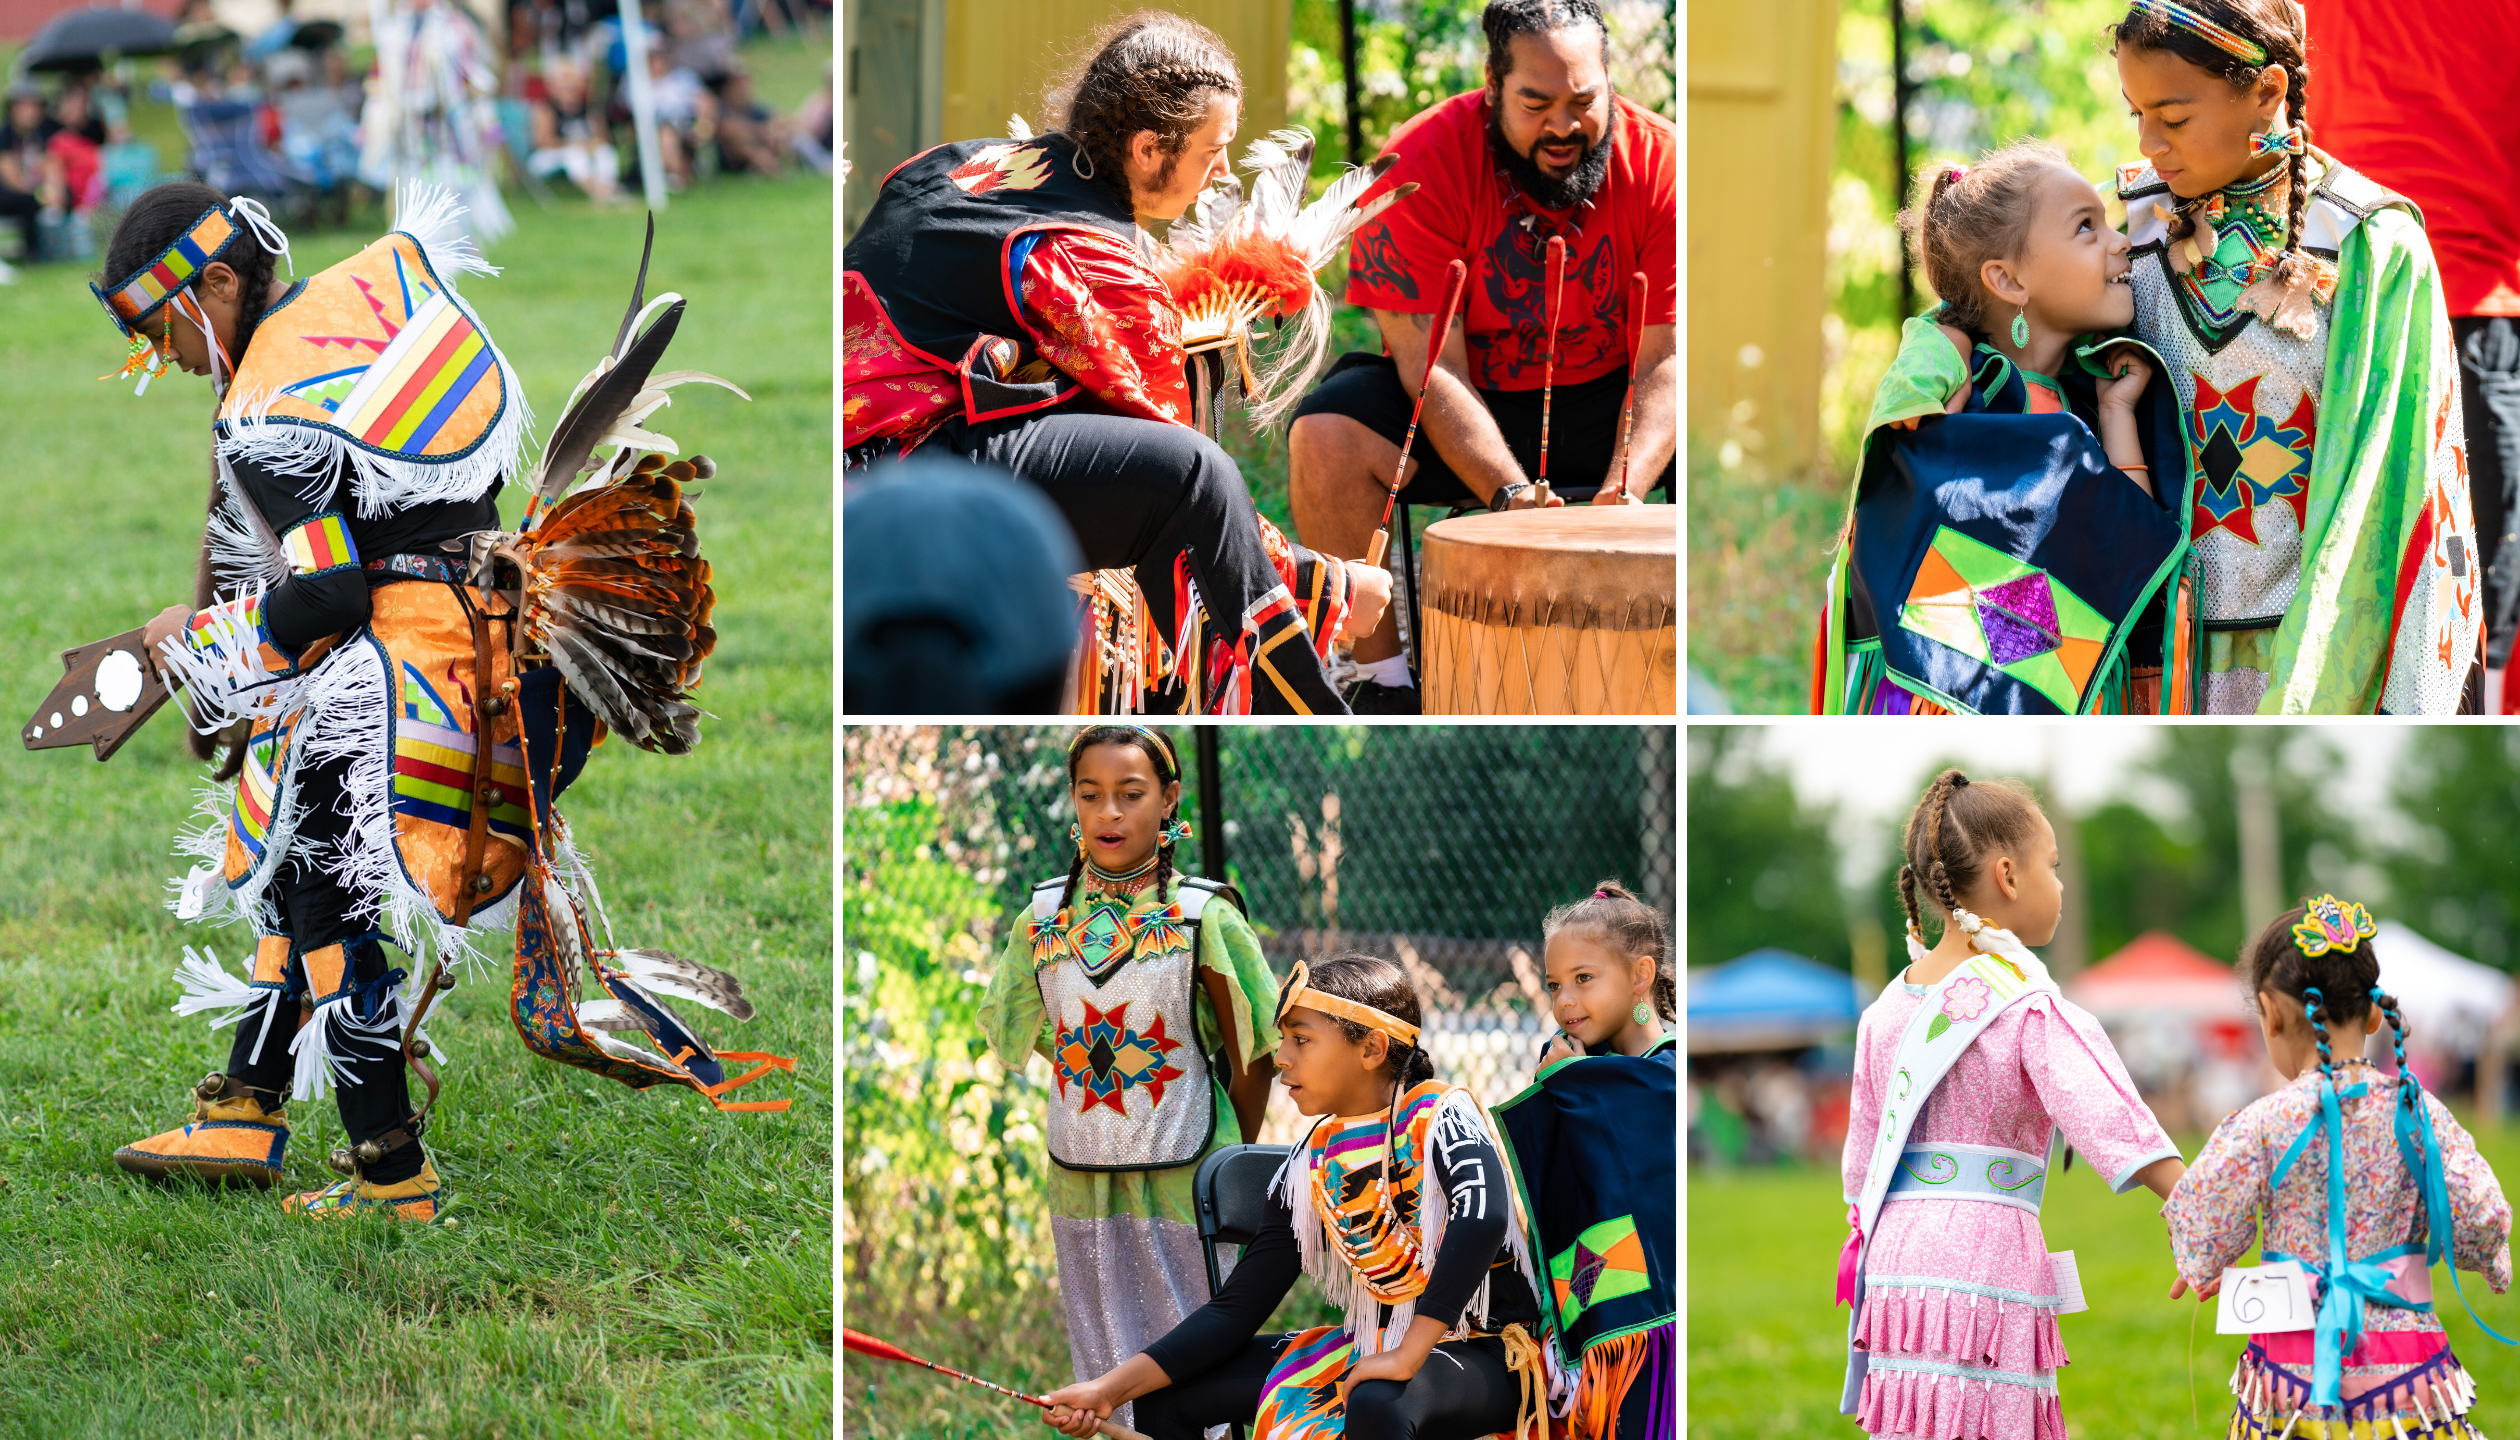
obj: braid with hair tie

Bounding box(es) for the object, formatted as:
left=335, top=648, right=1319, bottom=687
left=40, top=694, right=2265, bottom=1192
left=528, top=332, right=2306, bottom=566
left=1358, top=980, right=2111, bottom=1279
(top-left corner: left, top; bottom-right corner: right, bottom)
left=1925, top=776, right=1968, bottom=920
left=1897, top=864, right=1925, bottom=946
left=2303, top=984, right=2335, bottom=1084
left=2377, top=989, right=2414, bottom=1106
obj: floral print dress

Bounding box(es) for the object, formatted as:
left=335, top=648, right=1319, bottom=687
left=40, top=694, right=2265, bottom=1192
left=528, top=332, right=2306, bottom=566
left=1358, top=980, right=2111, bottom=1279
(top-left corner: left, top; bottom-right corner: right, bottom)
left=1842, top=975, right=2180, bottom=1440
left=2160, top=1062, right=2512, bottom=1435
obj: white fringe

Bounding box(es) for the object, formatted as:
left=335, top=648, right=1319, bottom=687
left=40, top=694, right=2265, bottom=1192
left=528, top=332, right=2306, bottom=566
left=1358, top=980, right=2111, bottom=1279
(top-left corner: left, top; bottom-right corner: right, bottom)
left=157, top=591, right=307, bottom=735
left=217, top=370, right=529, bottom=521
left=390, top=180, right=502, bottom=290
left=206, top=458, right=292, bottom=597
left=170, top=946, right=256, bottom=1027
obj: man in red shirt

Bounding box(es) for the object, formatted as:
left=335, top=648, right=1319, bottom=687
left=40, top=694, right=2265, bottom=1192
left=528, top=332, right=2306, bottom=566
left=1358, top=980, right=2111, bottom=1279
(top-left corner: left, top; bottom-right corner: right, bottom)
left=1286, top=0, right=1677, bottom=713
left=2300, top=0, right=2520, bottom=708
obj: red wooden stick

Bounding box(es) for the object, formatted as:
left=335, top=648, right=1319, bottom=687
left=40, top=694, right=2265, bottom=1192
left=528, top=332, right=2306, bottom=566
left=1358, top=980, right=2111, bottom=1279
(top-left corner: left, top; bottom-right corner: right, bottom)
left=1609, top=269, right=1649, bottom=501
left=1537, top=234, right=1566, bottom=501
left=1365, top=256, right=1471, bottom=568
left=843, top=1328, right=1151, bottom=1440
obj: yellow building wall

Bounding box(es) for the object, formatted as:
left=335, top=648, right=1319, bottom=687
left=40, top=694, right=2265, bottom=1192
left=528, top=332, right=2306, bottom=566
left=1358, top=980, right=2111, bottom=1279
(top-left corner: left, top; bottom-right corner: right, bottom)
left=942, top=0, right=1288, bottom=153
left=1687, top=0, right=1839, bottom=473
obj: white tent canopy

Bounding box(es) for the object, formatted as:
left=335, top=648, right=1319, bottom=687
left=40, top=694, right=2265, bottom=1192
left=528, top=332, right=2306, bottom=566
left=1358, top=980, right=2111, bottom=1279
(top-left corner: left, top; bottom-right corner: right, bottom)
left=2373, top=922, right=2517, bottom=1059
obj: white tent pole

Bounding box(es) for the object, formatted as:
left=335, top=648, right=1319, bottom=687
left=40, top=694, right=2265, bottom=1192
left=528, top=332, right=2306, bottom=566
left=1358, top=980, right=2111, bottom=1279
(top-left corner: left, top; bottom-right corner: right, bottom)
left=618, top=4, right=667, bottom=210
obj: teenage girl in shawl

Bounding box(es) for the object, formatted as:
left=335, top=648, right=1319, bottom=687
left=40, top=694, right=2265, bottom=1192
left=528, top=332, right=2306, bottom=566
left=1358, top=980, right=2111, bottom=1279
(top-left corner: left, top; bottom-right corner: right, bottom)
left=1817, top=141, right=2192, bottom=716
left=1503, top=882, right=1677, bottom=1439
left=1038, top=955, right=1548, bottom=1440
left=1839, top=770, right=2186, bottom=1439
left=1866, top=0, right=2480, bottom=713
left=978, top=724, right=1281, bottom=1434
left=2161, top=899, right=2513, bottom=1439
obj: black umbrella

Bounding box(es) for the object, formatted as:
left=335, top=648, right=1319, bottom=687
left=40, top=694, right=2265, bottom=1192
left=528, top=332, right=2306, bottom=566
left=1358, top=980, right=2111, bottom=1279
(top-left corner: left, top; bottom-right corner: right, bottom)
left=17, top=6, right=180, bottom=73
left=286, top=19, right=344, bottom=50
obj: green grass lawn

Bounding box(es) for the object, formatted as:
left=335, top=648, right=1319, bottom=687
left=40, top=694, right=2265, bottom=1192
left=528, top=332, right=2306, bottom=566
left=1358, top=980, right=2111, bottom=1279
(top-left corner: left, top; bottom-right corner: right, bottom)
left=1684, top=447, right=1842, bottom=717
left=1690, top=1119, right=2520, bottom=1439
left=0, top=165, right=832, bottom=1433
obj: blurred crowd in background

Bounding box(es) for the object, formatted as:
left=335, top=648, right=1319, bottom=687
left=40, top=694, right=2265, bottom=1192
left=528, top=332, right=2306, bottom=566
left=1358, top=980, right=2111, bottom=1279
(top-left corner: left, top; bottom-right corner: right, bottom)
left=0, top=0, right=832, bottom=270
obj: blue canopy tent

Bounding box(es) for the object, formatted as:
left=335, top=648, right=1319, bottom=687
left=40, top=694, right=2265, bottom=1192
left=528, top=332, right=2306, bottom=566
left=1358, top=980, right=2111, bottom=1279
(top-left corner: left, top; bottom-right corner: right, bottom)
left=1687, top=948, right=1873, bottom=1054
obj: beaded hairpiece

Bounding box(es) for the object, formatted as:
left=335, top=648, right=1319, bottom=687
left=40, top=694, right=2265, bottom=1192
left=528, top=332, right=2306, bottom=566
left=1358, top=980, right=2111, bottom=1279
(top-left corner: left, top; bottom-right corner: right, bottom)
left=1276, top=959, right=1422, bottom=1046
left=1069, top=723, right=1180, bottom=782
left=91, top=203, right=240, bottom=339
left=2126, top=0, right=2270, bottom=65
left=2291, top=894, right=2377, bottom=958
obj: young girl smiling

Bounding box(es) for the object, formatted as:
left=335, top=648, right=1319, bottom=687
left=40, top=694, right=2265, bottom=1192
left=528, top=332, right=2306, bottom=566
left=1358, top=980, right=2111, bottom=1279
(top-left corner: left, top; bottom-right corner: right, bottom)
left=1839, top=769, right=2185, bottom=1438
left=1537, top=879, right=1676, bottom=1068
left=1819, top=141, right=2193, bottom=716
left=978, top=725, right=1282, bottom=1435
left=1037, top=955, right=1547, bottom=1440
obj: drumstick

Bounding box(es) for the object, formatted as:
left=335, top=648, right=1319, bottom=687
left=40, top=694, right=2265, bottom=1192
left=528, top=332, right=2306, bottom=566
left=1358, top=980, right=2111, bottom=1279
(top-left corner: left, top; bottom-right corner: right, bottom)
left=1365, top=257, right=1470, bottom=569
left=1607, top=270, right=1649, bottom=502
left=841, top=1328, right=1151, bottom=1440
left=1535, top=234, right=1565, bottom=505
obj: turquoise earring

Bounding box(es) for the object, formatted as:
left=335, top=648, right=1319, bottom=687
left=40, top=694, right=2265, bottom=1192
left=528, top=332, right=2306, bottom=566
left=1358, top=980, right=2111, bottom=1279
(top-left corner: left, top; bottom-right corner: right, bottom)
left=2011, top=306, right=2030, bottom=347
left=1632, top=999, right=1652, bottom=1025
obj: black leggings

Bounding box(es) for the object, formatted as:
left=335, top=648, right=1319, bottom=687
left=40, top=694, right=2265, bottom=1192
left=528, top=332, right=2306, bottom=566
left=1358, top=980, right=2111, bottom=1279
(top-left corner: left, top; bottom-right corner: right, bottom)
left=1133, top=1333, right=1523, bottom=1440
left=940, top=408, right=1349, bottom=715
left=221, top=742, right=422, bottom=1183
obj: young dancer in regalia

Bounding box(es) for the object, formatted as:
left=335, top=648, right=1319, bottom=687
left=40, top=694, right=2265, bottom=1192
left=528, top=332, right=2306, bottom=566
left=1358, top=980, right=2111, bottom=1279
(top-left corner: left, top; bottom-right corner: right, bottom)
left=1817, top=141, right=2192, bottom=716
left=843, top=14, right=1391, bottom=715
left=978, top=724, right=1282, bottom=1433
left=94, top=182, right=779, bottom=1221
left=1860, top=0, right=2478, bottom=714
left=2161, top=898, right=2512, bottom=1439
left=1839, top=770, right=2185, bottom=1438
left=1499, top=881, right=1675, bottom=1439
left=1038, top=954, right=1547, bottom=1440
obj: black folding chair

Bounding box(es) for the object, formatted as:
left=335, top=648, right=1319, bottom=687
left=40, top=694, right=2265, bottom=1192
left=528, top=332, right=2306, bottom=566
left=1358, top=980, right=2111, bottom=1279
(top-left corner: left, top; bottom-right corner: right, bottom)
left=1191, top=1142, right=1291, bottom=1440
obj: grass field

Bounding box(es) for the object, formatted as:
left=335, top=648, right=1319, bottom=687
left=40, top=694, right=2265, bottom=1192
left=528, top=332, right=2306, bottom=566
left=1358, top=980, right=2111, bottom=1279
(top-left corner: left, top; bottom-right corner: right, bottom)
left=1690, top=1118, right=2520, bottom=1439
left=0, top=141, right=833, bottom=1433
left=1684, top=447, right=1842, bottom=717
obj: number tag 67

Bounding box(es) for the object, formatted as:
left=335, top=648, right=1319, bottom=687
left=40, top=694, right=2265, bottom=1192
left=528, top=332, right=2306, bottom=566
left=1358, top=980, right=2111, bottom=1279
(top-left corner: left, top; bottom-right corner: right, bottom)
left=2214, top=1260, right=2316, bottom=1335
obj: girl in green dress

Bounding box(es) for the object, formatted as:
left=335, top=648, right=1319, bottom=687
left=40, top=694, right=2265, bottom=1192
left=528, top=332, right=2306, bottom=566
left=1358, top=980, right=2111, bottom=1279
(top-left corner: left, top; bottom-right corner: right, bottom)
left=979, top=724, right=1281, bottom=1432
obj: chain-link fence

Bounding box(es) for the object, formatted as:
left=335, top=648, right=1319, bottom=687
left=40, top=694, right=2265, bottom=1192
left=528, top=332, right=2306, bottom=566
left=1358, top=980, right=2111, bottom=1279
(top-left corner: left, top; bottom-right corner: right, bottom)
left=843, top=724, right=1674, bottom=1126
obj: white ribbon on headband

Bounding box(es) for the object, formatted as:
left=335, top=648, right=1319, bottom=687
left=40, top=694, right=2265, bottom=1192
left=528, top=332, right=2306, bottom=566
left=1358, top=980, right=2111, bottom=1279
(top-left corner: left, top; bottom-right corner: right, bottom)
left=229, top=196, right=293, bottom=277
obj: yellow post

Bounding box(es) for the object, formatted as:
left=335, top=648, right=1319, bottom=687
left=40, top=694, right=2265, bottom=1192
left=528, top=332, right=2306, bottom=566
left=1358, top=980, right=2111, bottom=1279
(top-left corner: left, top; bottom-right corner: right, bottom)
left=942, top=0, right=1289, bottom=152
left=1687, top=0, right=1840, bottom=474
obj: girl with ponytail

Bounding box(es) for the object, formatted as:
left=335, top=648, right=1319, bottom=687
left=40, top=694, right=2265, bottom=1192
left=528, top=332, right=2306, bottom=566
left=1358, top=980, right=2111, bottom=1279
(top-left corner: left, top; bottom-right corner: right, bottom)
left=976, top=724, right=1283, bottom=1435
left=1816, top=138, right=2192, bottom=715
left=2162, top=898, right=2512, bottom=1437
left=1043, top=953, right=1553, bottom=1440
left=1838, top=769, right=2183, bottom=1439
left=1536, top=878, right=1673, bottom=1067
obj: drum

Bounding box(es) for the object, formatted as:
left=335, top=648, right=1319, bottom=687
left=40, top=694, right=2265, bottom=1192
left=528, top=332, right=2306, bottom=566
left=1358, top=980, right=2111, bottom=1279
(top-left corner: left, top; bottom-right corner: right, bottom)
left=1417, top=507, right=1677, bottom=714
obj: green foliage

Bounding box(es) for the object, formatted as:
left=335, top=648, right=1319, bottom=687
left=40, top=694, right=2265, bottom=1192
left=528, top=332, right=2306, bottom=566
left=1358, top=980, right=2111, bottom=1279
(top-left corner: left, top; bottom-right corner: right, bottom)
left=1687, top=728, right=1850, bottom=971
left=2384, top=730, right=2520, bottom=972
left=1689, top=1118, right=2520, bottom=1439
left=0, top=127, right=831, bottom=1434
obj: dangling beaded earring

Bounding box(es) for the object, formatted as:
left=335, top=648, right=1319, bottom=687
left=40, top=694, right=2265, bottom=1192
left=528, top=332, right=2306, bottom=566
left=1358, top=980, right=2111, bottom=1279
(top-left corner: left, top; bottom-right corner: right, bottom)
left=1631, top=997, right=1652, bottom=1025
left=1069, top=821, right=1086, bottom=860
left=1160, top=816, right=1192, bottom=849
left=2011, top=305, right=2030, bottom=347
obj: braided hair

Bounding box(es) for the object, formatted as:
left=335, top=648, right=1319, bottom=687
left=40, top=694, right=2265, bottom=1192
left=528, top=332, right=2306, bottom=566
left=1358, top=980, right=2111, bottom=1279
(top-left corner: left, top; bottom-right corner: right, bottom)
left=1058, top=724, right=1185, bottom=914
left=1540, top=878, right=1674, bottom=1020
left=2239, top=901, right=2384, bottom=1078
left=1896, top=769, right=2045, bottom=944
left=1480, top=0, right=1610, bottom=86
left=100, top=183, right=283, bottom=361
left=1896, top=141, right=2071, bottom=336
left=1047, top=12, right=1241, bottom=209
left=2112, top=0, right=2316, bottom=291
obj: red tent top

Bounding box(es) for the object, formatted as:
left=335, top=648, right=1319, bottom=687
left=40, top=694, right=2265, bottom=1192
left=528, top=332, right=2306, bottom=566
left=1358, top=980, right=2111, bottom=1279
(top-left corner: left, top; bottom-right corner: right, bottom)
left=2065, top=930, right=2247, bottom=1016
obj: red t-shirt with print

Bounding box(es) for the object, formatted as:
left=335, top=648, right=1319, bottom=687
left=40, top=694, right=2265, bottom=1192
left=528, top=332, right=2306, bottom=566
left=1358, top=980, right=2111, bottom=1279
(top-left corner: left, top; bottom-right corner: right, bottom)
left=1343, top=90, right=1676, bottom=392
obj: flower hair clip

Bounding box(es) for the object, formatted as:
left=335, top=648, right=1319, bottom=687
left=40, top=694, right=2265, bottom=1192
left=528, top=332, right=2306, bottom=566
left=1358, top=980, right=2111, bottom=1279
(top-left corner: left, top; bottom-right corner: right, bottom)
left=2291, top=895, right=2377, bottom=957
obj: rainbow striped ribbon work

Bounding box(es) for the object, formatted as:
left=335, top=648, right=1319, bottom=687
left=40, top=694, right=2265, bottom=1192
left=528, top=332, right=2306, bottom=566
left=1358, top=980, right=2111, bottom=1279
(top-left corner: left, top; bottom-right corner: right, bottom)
left=280, top=512, right=360, bottom=576
left=2126, top=0, right=2269, bottom=65
left=93, top=204, right=240, bottom=336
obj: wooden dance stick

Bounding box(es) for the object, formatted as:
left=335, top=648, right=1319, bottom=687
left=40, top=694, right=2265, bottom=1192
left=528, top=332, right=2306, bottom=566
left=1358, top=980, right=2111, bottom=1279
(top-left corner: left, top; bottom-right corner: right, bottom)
left=1534, top=234, right=1566, bottom=505
left=841, top=1328, right=1152, bottom=1440
left=1365, top=257, right=1470, bottom=568
left=1605, top=270, right=1650, bottom=502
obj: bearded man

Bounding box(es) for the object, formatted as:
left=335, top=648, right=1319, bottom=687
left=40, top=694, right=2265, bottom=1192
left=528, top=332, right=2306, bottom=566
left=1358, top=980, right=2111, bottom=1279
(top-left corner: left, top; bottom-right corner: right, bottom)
left=1286, top=0, right=1677, bottom=713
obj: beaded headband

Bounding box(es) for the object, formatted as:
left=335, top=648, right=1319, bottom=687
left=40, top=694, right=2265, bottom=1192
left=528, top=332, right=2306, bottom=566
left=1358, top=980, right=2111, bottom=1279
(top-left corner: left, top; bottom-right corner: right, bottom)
left=1276, top=960, right=1422, bottom=1047
left=1069, top=723, right=1180, bottom=782
left=2291, top=894, right=2377, bottom=958
left=92, top=203, right=241, bottom=339
left=2126, top=0, right=2270, bottom=66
